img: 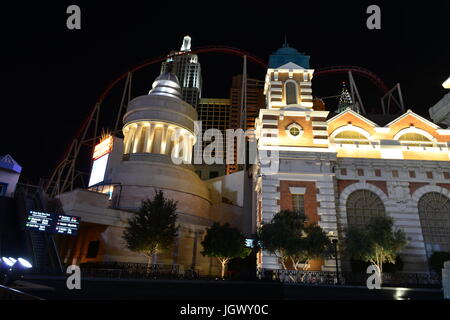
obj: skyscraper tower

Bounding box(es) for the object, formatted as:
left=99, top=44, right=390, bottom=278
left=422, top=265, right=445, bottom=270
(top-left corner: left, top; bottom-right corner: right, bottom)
left=227, top=75, right=265, bottom=174
left=161, top=36, right=202, bottom=109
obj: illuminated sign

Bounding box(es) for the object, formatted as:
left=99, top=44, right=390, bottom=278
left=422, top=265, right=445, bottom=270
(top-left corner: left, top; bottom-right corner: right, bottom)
left=54, top=214, right=80, bottom=236
left=88, top=153, right=109, bottom=187
left=26, top=211, right=55, bottom=232
left=93, top=136, right=113, bottom=160
left=25, top=211, right=80, bottom=236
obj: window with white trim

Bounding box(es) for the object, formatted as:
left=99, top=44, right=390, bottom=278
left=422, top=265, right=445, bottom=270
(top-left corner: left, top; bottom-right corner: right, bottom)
left=292, top=194, right=305, bottom=214
left=334, top=131, right=370, bottom=145
left=285, top=82, right=298, bottom=105
left=418, top=192, right=450, bottom=254
left=398, top=133, right=433, bottom=147
left=346, top=190, right=385, bottom=227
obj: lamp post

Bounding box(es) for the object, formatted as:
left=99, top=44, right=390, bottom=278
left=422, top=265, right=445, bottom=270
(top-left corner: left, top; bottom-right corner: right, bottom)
left=332, top=238, right=340, bottom=285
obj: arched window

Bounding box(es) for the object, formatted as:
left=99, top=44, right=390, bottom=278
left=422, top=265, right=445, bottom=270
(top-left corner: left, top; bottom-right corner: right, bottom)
left=398, top=133, right=433, bottom=147
left=418, top=192, right=450, bottom=254
left=334, top=131, right=370, bottom=145
left=285, top=82, right=298, bottom=105
left=346, top=190, right=385, bottom=227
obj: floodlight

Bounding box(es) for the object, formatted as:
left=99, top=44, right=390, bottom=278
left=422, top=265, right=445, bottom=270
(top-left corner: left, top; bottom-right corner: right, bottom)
left=17, top=258, right=33, bottom=269
left=1, top=257, right=14, bottom=267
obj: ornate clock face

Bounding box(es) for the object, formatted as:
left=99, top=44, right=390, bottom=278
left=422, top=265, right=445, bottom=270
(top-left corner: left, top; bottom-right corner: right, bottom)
left=286, top=123, right=303, bottom=139
left=289, top=126, right=300, bottom=137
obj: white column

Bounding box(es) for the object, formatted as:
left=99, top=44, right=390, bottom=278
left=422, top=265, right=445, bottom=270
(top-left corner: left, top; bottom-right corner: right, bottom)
left=183, top=132, right=190, bottom=162
left=173, top=129, right=181, bottom=159
left=123, top=127, right=131, bottom=154
left=187, top=135, right=194, bottom=163
left=165, top=127, right=174, bottom=155
left=145, top=123, right=156, bottom=153
left=132, top=124, right=144, bottom=153
left=160, top=125, right=169, bottom=155
left=142, top=125, right=150, bottom=153
left=127, top=125, right=137, bottom=154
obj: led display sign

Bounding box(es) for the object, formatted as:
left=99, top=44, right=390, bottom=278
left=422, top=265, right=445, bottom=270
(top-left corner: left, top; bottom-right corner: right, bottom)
left=25, top=211, right=81, bottom=236
left=54, top=214, right=80, bottom=236
left=26, top=211, right=55, bottom=232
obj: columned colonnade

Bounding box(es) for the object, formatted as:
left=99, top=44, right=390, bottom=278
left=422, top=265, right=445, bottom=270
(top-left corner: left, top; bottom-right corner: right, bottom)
left=123, top=121, right=195, bottom=162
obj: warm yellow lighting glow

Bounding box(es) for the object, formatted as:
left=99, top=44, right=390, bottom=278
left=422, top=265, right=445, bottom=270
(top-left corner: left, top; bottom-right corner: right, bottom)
left=443, top=76, right=450, bottom=89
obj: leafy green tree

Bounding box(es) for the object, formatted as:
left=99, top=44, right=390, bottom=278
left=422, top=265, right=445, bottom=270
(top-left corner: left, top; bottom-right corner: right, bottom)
left=122, top=190, right=178, bottom=270
left=259, top=210, right=333, bottom=270
left=343, top=214, right=407, bottom=275
left=201, top=222, right=251, bottom=278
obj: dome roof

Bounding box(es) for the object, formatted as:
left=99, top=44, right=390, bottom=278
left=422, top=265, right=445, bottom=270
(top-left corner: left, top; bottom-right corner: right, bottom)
left=273, top=46, right=302, bottom=55
left=148, top=72, right=181, bottom=99
left=268, top=42, right=310, bottom=69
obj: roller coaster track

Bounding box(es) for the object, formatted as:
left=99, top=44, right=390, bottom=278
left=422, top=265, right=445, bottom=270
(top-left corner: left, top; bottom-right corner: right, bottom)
left=46, top=46, right=394, bottom=196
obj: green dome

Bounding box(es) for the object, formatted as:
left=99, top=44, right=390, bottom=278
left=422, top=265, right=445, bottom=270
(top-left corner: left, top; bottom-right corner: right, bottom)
left=268, top=43, right=310, bottom=69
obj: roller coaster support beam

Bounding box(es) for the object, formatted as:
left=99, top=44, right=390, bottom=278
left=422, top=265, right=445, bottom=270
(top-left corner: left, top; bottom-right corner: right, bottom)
left=381, top=83, right=405, bottom=115
left=348, top=71, right=367, bottom=114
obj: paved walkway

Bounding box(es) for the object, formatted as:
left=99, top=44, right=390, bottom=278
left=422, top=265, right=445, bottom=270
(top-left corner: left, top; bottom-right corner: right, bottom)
left=17, top=276, right=443, bottom=300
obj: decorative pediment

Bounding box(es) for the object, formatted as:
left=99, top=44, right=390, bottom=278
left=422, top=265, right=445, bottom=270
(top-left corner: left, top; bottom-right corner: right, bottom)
left=275, top=62, right=305, bottom=70
left=386, top=109, right=440, bottom=129
left=327, top=108, right=378, bottom=127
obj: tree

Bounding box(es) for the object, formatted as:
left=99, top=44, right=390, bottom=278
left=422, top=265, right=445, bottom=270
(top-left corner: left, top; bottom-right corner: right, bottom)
left=336, top=81, right=358, bottom=113
left=343, top=214, right=407, bottom=275
left=258, top=210, right=333, bottom=271
left=122, top=190, right=178, bottom=270
left=201, top=222, right=251, bottom=278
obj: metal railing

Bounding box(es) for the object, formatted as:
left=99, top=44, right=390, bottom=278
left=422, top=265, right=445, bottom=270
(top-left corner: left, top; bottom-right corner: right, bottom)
left=256, top=268, right=442, bottom=288
left=257, top=269, right=341, bottom=285
left=79, top=262, right=183, bottom=280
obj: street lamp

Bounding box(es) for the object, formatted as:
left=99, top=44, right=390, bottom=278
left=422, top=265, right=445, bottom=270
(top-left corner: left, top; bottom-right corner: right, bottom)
left=332, top=238, right=340, bottom=285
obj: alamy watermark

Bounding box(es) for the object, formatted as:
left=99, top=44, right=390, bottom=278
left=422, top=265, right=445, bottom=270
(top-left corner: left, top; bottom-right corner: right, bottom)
left=66, top=5, right=81, bottom=30
left=366, top=265, right=382, bottom=289
left=366, top=5, right=381, bottom=30
left=169, top=121, right=280, bottom=174
left=66, top=265, right=81, bottom=290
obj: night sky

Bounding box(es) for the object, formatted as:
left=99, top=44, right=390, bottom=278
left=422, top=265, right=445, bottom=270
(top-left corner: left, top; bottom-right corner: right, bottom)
left=0, top=1, right=449, bottom=184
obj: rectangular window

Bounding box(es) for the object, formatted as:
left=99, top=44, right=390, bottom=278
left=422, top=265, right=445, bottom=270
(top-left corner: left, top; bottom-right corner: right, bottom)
left=340, top=168, right=347, bottom=176
left=392, top=170, right=399, bottom=178
left=291, top=194, right=305, bottom=214
left=409, top=171, right=416, bottom=178
left=426, top=171, right=433, bottom=179
left=86, top=240, right=100, bottom=259
left=374, top=169, right=381, bottom=177
left=444, top=172, right=450, bottom=180
left=357, top=169, right=364, bottom=176
left=0, top=182, right=7, bottom=197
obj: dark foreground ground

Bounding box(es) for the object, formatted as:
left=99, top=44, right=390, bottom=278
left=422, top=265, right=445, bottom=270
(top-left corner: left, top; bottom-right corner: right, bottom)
left=16, top=276, right=443, bottom=300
